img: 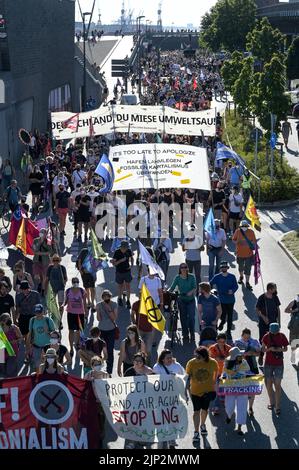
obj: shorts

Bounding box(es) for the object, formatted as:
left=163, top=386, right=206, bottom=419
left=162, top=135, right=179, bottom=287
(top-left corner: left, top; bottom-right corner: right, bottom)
left=18, top=315, right=34, bottom=336
left=264, top=365, right=284, bottom=380
left=57, top=207, right=69, bottom=218
left=237, top=256, right=253, bottom=275
left=229, top=211, right=241, bottom=220
left=33, top=263, right=48, bottom=278
left=81, top=272, right=95, bottom=289
left=115, top=271, right=132, bottom=285
left=67, top=312, right=85, bottom=331
left=191, top=392, right=216, bottom=411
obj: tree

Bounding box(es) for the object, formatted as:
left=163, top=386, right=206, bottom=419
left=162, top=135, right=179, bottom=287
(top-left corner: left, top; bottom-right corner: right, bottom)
left=286, top=36, right=299, bottom=80
left=233, top=56, right=254, bottom=117
left=221, top=51, right=244, bottom=92
left=199, top=0, right=256, bottom=52
left=246, top=17, right=285, bottom=66
left=250, top=54, right=290, bottom=135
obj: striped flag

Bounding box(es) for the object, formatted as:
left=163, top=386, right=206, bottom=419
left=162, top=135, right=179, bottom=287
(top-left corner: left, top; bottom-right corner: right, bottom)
left=61, top=113, right=79, bottom=133
left=216, top=142, right=246, bottom=167
left=15, top=218, right=27, bottom=255
left=0, top=326, right=15, bottom=357
left=203, top=208, right=216, bottom=235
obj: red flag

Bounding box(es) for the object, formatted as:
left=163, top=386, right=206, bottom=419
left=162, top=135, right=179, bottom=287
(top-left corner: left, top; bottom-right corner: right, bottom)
left=61, top=113, right=79, bottom=133
left=8, top=208, right=23, bottom=246
left=24, top=219, right=39, bottom=255
left=254, top=244, right=261, bottom=285
left=89, top=118, right=95, bottom=138
left=0, top=374, right=101, bottom=449
left=193, top=78, right=197, bottom=90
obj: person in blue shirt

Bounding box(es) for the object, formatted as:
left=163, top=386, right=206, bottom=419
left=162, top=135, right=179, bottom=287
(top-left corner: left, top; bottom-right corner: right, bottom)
left=210, top=261, right=238, bottom=339
left=228, top=163, right=243, bottom=188
left=198, top=282, right=222, bottom=331
left=4, top=179, right=22, bottom=212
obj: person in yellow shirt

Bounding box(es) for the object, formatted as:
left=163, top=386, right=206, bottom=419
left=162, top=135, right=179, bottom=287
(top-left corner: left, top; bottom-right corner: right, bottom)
left=186, top=346, right=218, bottom=444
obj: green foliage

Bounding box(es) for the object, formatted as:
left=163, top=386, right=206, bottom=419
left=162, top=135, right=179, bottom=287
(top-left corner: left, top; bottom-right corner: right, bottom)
left=223, top=113, right=299, bottom=202
left=286, top=36, right=299, bottom=80
left=232, top=56, right=254, bottom=117
left=246, top=17, right=285, bottom=65
left=221, top=52, right=244, bottom=92
left=250, top=54, right=290, bottom=134
left=199, top=0, right=256, bottom=52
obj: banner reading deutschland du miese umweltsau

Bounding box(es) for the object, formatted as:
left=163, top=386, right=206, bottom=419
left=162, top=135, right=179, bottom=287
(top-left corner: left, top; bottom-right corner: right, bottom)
left=110, top=143, right=211, bottom=191
left=94, top=376, right=188, bottom=443
left=51, top=105, right=218, bottom=139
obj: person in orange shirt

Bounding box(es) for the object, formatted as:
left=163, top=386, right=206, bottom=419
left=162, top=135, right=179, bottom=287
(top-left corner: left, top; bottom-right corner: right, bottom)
left=232, top=220, right=256, bottom=291
left=209, top=333, right=231, bottom=415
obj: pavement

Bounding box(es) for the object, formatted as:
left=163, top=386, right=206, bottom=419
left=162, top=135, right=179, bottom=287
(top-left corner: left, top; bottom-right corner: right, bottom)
left=282, top=118, right=299, bottom=171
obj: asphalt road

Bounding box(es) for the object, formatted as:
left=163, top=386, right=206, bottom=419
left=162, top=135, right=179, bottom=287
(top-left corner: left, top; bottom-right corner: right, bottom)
left=1, top=201, right=298, bottom=450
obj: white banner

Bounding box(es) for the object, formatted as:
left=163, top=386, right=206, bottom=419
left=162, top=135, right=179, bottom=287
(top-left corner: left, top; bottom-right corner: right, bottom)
left=51, top=105, right=218, bottom=139
left=109, top=143, right=211, bottom=191
left=94, top=376, right=188, bottom=442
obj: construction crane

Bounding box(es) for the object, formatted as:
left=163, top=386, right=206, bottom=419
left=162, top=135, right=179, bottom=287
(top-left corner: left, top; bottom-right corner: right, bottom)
left=96, top=0, right=101, bottom=25
left=121, top=0, right=126, bottom=28
left=157, top=1, right=163, bottom=31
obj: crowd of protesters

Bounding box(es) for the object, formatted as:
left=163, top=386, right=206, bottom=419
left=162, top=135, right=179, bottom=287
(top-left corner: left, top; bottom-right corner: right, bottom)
left=0, top=48, right=298, bottom=450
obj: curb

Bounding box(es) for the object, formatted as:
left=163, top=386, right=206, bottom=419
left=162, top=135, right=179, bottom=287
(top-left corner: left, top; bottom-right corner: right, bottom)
left=277, top=231, right=299, bottom=270
left=257, top=198, right=299, bottom=210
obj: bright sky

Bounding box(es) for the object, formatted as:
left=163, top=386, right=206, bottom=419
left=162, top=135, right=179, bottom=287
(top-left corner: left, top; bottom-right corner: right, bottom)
left=75, top=0, right=218, bottom=27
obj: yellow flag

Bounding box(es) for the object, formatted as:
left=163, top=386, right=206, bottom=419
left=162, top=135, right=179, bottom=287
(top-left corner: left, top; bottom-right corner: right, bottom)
left=245, top=195, right=261, bottom=231
left=139, top=283, right=166, bottom=333
left=15, top=218, right=27, bottom=254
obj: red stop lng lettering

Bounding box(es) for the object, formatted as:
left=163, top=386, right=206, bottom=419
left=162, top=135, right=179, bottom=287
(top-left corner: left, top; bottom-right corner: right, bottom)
left=112, top=410, right=147, bottom=426
left=152, top=407, right=179, bottom=425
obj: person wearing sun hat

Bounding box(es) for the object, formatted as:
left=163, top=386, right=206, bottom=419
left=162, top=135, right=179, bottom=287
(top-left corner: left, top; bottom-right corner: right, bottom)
left=232, top=219, right=256, bottom=290
left=223, top=347, right=251, bottom=435
left=261, top=323, right=289, bottom=415
left=210, top=260, right=238, bottom=339
left=39, top=347, right=65, bottom=375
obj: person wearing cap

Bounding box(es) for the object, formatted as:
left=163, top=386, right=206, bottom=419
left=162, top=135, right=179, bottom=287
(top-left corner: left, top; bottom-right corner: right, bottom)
left=232, top=219, right=256, bottom=290
left=261, top=323, right=288, bottom=415
left=39, top=348, right=65, bottom=375
left=205, top=219, right=226, bottom=282
left=228, top=186, right=243, bottom=237
left=112, top=240, right=134, bottom=309
left=210, top=261, right=238, bottom=339
left=223, top=347, right=251, bottom=435
left=27, top=304, right=55, bottom=372
left=15, top=281, right=41, bottom=337
left=256, top=282, right=281, bottom=365
left=96, top=290, right=118, bottom=375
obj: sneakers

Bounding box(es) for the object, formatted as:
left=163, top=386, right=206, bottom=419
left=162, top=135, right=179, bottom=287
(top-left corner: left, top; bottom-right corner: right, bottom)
left=200, top=424, right=208, bottom=436
left=246, top=282, right=253, bottom=291
left=192, top=431, right=200, bottom=443
left=238, top=276, right=244, bottom=284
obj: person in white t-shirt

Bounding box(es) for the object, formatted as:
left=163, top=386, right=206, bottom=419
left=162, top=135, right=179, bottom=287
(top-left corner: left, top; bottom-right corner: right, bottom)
left=52, top=172, right=68, bottom=195
left=86, top=149, right=97, bottom=166
left=138, top=269, right=163, bottom=308
left=228, top=186, right=243, bottom=237
left=72, top=165, right=87, bottom=188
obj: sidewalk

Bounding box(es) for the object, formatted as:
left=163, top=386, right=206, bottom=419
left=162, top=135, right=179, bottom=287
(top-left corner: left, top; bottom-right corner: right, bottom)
left=282, top=118, right=299, bottom=171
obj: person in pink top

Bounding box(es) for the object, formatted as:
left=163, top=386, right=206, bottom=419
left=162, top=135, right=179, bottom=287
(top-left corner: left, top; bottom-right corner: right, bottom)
left=0, top=313, right=22, bottom=377
left=64, top=277, right=88, bottom=356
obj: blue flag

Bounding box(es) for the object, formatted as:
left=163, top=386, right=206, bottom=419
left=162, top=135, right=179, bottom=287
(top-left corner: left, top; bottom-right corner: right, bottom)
left=269, top=132, right=277, bottom=150
left=204, top=208, right=216, bottom=235
left=82, top=250, right=105, bottom=280
left=216, top=142, right=246, bottom=167
left=95, top=154, right=115, bottom=193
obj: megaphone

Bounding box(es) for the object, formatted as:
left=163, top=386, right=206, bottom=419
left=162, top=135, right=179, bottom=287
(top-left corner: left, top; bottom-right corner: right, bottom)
left=18, top=128, right=31, bottom=145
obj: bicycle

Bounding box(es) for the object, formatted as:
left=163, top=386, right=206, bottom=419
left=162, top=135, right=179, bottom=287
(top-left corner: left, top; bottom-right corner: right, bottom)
left=165, top=291, right=181, bottom=347
left=0, top=198, right=10, bottom=230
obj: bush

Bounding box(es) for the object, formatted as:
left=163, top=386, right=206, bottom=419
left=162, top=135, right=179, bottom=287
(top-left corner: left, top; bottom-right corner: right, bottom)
left=223, top=112, right=299, bottom=202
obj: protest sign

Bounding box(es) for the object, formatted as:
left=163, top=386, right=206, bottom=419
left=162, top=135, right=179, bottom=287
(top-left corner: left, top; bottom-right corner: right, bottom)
left=51, top=105, right=218, bottom=139
left=94, top=375, right=188, bottom=442
left=109, top=143, right=210, bottom=191
left=0, top=374, right=100, bottom=449
left=218, top=375, right=264, bottom=396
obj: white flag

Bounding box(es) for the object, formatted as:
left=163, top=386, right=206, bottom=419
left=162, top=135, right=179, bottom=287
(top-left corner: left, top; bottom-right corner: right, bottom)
left=138, top=240, right=165, bottom=281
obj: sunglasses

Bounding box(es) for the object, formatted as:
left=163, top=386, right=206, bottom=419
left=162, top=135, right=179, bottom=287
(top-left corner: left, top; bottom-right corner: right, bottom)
left=180, top=266, right=188, bottom=269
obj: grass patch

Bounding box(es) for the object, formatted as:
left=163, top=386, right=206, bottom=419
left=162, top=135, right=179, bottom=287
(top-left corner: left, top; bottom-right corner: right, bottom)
left=223, top=112, right=299, bottom=203
left=282, top=230, right=299, bottom=262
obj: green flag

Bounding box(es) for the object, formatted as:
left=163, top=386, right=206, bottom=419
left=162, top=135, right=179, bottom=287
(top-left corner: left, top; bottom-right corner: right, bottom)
left=46, top=284, right=61, bottom=329
left=91, top=229, right=107, bottom=260
left=0, top=326, right=15, bottom=357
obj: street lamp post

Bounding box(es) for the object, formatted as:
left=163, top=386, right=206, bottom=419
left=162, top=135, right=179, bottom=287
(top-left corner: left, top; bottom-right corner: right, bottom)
left=82, top=12, right=92, bottom=112
left=137, top=15, right=145, bottom=98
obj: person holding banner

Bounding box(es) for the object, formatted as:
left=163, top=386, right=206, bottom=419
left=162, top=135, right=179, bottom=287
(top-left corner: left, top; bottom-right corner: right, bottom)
left=39, top=347, right=65, bottom=375
left=96, top=290, right=118, bottom=375
left=117, top=325, right=147, bottom=376
left=186, top=346, right=218, bottom=443
left=169, top=263, right=197, bottom=343
left=223, top=347, right=251, bottom=435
